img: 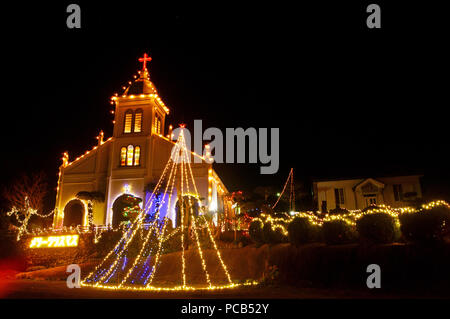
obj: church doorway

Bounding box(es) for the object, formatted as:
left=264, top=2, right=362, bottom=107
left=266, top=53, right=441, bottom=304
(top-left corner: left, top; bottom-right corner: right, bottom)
left=63, top=199, right=85, bottom=227
left=112, top=194, right=143, bottom=228
left=175, top=195, right=201, bottom=228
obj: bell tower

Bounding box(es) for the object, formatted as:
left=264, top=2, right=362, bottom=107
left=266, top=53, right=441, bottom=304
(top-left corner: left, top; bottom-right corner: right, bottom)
left=110, top=54, right=170, bottom=169
left=112, top=54, right=169, bottom=138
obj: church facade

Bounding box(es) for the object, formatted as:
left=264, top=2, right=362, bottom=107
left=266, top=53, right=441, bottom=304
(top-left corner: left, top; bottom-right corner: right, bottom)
left=52, top=56, right=230, bottom=229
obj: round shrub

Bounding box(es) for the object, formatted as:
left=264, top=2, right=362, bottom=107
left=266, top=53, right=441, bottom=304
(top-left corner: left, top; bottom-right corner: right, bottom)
left=272, top=223, right=288, bottom=243
left=356, top=213, right=398, bottom=244
left=262, top=222, right=273, bottom=243
left=287, top=217, right=312, bottom=246
left=399, top=206, right=450, bottom=243
left=237, top=233, right=252, bottom=247
left=322, top=220, right=356, bottom=245
left=309, top=224, right=323, bottom=242
left=249, top=219, right=264, bottom=244
left=262, top=221, right=287, bottom=244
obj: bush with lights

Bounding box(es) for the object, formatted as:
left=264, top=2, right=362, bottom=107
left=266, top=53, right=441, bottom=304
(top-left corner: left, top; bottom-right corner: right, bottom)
left=262, top=221, right=288, bottom=244
left=328, top=207, right=350, bottom=215
left=287, top=217, right=314, bottom=246
left=399, top=205, right=450, bottom=244
left=322, top=220, right=357, bottom=245
left=356, top=213, right=399, bottom=244
left=249, top=219, right=264, bottom=245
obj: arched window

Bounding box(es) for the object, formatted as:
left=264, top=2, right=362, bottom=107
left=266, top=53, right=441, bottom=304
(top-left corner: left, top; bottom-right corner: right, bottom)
left=124, top=110, right=133, bottom=133
left=126, top=145, right=134, bottom=166
left=134, top=109, right=143, bottom=133
left=134, top=146, right=140, bottom=166
left=120, top=147, right=127, bottom=166
left=154, top=115, right=162, bottom=134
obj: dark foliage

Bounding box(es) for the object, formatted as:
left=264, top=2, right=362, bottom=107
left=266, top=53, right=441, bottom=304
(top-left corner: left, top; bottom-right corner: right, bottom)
left=287, top=217, right=312, bottom=246
left=248, top=219, right=264, bottom=245
left=262, top=221, right=287, bottom=244
left=328, top=207, right=350, bottom=215
left=322, top=220, right=356, bottom=245
left=399, top=206, right=450, bottom=243
left=95, top=229, right=123, bottom=255
left=356, top=213, right=398, bottom=244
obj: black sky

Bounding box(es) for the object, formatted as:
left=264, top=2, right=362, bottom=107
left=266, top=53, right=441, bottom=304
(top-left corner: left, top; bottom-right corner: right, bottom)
left=1, top=1, right=450, bottom=206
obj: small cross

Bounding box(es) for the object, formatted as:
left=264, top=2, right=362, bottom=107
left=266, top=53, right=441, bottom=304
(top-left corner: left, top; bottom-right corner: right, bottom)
left=138, top=53, right=152, bottom=71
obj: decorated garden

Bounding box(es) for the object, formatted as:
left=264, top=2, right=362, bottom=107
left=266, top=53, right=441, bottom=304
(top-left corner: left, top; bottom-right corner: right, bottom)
left=1, top=197, right=450, bottom=296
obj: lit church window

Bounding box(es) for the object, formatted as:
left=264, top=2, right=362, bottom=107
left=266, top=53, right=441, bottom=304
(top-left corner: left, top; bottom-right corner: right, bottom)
left=120, top=147, right=127, bottom=166
left=134, top=146, right=140, bottom=166
left=134, top=109, right=143, bottom=133
left=154, top=115, right=162, bottom=134
left=127, top=145, right=134, bottom=166
left=124, top=110, right=133, bottom=133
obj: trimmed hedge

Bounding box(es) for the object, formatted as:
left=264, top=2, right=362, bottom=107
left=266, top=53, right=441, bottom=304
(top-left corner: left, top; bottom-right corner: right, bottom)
left=249, top=220, right=264, bottom=245
left=399, top=206, right=450, bottom=243
left=219, top=230, right=251, bottom=247
left=322, top=220, right=356, bottom=245
left=287, top=217, right=313, bottom=246
left=262, top=221, right=288, bottom=244
left=262, top=222, right=273, bottom=243
left=356, top=213, right=398, bottom=244
left=328, top=207, right=350, bottom=215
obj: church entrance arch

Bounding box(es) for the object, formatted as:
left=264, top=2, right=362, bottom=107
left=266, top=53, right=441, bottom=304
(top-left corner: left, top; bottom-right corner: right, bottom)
left=63, top=199, right=85, bottom=227
left=112, top=194, right=143, bottom=228
left=175, top=195, right=201, bottom=228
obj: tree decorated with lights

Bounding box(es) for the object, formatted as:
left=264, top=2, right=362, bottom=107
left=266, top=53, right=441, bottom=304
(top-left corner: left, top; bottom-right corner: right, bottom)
left=82, top=128, right=248, bottom=291
left=4, top=172, right=54, bottom=240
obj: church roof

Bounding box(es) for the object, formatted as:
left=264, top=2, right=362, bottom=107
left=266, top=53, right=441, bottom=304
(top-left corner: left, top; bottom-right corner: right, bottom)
left=123, top=69, right=158, bottom=96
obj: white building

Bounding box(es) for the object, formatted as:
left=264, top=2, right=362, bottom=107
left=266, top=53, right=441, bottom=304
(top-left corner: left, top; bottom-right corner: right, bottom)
left=313, top=175, right=423, bottom=211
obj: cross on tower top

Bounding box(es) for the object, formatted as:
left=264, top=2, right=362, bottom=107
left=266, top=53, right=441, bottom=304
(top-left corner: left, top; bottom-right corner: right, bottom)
left=138, top=53, right=152, bottom=71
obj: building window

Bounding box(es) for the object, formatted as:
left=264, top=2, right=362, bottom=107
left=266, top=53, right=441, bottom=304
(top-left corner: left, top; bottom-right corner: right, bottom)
left=121, top=145, right=141, bottom=167
left=393, top=184, right=403, bottom=201
left=134, top=109, right=143, bottom=133
left=120, top=147, right=127, bottom=166
left=134, top=146, right=140, bottom=166
left=334, top=188, right=345, bottom=206
left=124, top=110, right=133, bottom=133
left=154, top=115, right=162, bottom=134
left=126, top=145, right=134, bottom=166
left=366, top=196, right=377, bottom=206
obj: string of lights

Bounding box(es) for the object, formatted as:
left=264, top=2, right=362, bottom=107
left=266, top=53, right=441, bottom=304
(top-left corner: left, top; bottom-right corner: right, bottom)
left=7, top=196, right=55, bottom=241
left=81, top=127, right=249, bottom=291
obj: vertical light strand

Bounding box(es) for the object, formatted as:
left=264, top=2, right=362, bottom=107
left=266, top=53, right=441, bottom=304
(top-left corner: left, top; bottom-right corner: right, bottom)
left=146, top=141, right=181, bottom=287
left=179, top=131, right=187, bottom=288
left=181, top=147, right=211, bottom=287
left=182, top=136, right=232, bottom=284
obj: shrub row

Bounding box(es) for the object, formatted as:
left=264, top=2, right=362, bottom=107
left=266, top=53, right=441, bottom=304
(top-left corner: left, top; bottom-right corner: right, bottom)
left=249, top=219, right=289, bottom=245
left=248, top=206, right=450, bottom=246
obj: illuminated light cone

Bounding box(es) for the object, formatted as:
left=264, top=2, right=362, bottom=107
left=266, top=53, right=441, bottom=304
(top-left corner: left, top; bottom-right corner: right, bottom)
left=82, top=128, right=239, bottom=291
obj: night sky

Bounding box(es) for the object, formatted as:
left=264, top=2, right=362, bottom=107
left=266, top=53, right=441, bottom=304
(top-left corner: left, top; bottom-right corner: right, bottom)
left=2, top=1, right=450, bottom=209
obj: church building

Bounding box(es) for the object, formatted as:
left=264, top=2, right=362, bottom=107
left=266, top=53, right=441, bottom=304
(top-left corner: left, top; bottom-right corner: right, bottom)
left=52, top=54, right=230, bottom=229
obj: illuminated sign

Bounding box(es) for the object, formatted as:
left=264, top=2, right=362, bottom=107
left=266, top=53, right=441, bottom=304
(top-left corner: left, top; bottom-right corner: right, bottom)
left=29, top=235, right=79, bottom=248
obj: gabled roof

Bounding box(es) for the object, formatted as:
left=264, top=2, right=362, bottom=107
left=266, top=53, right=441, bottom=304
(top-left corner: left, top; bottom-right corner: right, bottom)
left=353, top=177, right=385, bottom=191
